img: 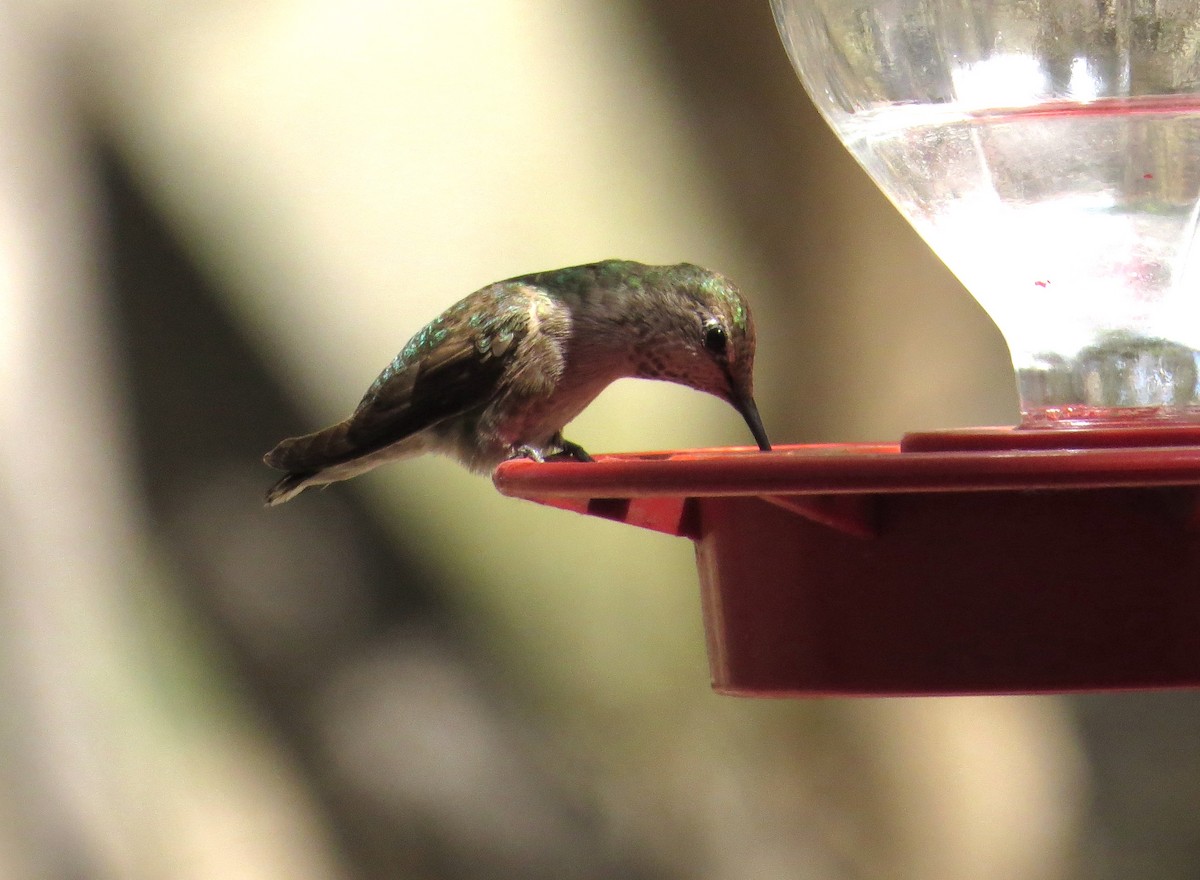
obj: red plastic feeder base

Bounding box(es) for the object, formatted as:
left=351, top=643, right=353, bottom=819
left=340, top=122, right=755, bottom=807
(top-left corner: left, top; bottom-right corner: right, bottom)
left=493, top=425, right=1200, bottom=696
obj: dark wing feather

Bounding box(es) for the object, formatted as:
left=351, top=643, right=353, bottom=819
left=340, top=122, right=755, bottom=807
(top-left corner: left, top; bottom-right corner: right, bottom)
left=264, top=305, right=529, bottom=472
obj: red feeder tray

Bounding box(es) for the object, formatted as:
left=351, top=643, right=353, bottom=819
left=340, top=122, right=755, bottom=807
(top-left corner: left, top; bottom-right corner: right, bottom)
left=493, top=425, right=1200, bottom=696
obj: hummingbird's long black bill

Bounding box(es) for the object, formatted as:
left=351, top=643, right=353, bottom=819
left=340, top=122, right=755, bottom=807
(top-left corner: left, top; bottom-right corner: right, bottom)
left=734, top=393, right=772, bottom=452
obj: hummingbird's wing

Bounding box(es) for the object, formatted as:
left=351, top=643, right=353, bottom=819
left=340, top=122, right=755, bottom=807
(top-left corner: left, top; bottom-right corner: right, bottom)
left=264, top=299, right=539, bottom=472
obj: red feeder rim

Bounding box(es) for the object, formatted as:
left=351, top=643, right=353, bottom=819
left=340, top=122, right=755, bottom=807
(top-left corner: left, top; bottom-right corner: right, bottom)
left=494, top=426, right=1200, bottom=696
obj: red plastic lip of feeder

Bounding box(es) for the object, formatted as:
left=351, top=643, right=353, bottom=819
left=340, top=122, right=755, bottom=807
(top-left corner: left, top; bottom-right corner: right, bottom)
left=495, top=435, right=1200, bottom=500
left=493, top=425, right=1200, bottom=697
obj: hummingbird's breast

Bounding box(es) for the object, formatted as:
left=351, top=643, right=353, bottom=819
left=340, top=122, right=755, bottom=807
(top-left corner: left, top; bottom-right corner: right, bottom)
left=497, top=344, right=620, bottom=443
left=490, top=298, right=636, bottom=448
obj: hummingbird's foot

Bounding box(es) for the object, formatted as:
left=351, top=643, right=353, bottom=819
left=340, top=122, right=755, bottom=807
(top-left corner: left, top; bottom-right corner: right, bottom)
left=513, top=445, right=547, bottom=463
left=556, top=436, right=595, bottom=463
left=554, top=435, right=594, bottom=463
left=511, top=437, right=594, bottom=464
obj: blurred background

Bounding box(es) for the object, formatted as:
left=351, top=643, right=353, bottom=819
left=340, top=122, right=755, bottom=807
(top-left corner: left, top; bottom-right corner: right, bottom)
left=3, top=0, right=1200, bottom=877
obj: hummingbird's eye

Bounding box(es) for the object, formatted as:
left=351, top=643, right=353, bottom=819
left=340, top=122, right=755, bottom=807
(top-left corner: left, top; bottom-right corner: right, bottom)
left=703, top=322, right=728, bottom=357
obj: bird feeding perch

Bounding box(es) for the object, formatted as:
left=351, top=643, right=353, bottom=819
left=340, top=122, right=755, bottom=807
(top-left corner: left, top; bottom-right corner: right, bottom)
left=494, top=426, right=1200, bottom=697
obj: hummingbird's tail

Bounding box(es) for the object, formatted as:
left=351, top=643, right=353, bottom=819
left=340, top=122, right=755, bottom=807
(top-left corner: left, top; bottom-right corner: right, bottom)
left=263, top=470, right=318, bottom=506
left=264, top=423, right=356, bottom=471
left=263, top=420, right=428, bottom=505
left=262, top=423, right=352, bottom=505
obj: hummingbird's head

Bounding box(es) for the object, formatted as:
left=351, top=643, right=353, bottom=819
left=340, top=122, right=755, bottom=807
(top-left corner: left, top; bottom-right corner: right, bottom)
left=636, top=264, right=772, bottom=452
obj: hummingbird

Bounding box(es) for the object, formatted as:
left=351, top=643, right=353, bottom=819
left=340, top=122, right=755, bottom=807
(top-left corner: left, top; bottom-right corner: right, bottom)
left=263, top=259, right=771, bottom=505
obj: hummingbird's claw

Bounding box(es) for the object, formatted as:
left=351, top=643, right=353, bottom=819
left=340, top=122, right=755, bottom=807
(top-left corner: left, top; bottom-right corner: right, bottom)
left=510, top=437, right=594, bottom=464
left=555, top=437, right=594, bottom=463
left=513, top=445, right=547, bottom=463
